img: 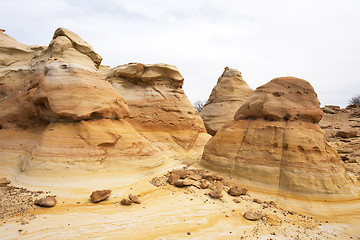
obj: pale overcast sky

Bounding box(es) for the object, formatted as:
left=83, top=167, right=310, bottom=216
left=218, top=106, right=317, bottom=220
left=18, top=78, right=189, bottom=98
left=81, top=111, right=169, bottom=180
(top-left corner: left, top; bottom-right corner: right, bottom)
left=2, top=0, right=360, bottom=107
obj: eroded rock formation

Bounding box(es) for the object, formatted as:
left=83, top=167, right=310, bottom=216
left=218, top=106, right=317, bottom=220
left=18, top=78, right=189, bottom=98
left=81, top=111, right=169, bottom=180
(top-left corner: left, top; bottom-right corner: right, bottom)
left=200, top=67, right=253, bottom=135
left=107, top=63, right=210, bottom=158
left=201, top=77, right=360, bottom=200
left=0, top=28, right=164, bottom=174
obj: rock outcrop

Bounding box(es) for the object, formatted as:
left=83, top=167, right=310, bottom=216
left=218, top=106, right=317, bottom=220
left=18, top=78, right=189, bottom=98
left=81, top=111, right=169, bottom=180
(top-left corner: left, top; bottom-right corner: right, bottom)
left=200, top=67, right=253, bottom=135
left=0, top=28, right=164, bottom=175
left=107, top=63, right=211, bottom=158
left=201, top=77, right=360, bottom=200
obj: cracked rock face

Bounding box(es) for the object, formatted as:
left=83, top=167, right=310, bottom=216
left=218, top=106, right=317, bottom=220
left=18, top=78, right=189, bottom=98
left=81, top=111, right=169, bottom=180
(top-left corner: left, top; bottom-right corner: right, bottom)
left=201, top=77, right=360, bottom=201
left=200, top=67, right=253, bottom=136
left=107, top=63, right=211, bottom=158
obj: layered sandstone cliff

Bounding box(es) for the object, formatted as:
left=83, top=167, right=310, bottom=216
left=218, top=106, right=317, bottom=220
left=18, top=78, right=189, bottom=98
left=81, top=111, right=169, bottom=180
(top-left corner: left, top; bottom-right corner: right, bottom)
left=0, top=28, right=164, bottom=174
left=201, top=77, right=360, bottom=200
left=200, top=67, right=253, bottom=135
left=107, top=63, right=210, bottom=158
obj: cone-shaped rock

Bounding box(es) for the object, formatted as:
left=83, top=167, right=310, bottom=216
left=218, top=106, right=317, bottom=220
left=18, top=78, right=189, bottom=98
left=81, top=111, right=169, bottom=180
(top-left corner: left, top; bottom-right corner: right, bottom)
left=201, top=77, right=359, bottom=200
left=200, top=67, right=253, bottom=136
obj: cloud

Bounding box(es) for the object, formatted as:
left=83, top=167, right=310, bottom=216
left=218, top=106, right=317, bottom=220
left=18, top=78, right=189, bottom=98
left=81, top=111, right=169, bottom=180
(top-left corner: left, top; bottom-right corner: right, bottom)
left=1, top=0, right=360, bottom=107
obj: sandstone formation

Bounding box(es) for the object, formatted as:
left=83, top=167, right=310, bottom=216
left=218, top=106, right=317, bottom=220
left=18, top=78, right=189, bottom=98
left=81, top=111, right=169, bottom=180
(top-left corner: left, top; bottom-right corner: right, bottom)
left=320, top=104, right=360, bottom=181
left=0, top=28, right=165, bottom=175
left=201, top=77, right=360, bottom=200
left=200, top=67, right=253, bottom=135
left=106, top=63, right=211, bottom=158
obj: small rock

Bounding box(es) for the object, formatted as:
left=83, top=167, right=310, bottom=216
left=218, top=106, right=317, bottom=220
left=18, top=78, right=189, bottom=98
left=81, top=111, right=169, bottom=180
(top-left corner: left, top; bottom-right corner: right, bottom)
left=233, top=198, right=241, bottom=203
left=340, top=139, right=352, bottom=143
left=269, top=201, right=277, bottom=207
left=244, top=211, right=262, bottom=221
left=120, top=198, right=132, bottom=205
left=174, top=179, right=193, bottom=187
left=34, top=196, right=57, bottom=207
left=167, top=173, right=180, bottom=185
left=209, top=190, right=223, bottom=199
left=253, top=198, right=263, bottom=204
left=171, top=169, right=188, bottom=179
left=199, top=181, right=209, bottom=189
left=187, top=232, right=191, bottom=235
left=227, top=186, right=248, bottom=196
left=0, top=177, right=11, bottom=186
left=341, top=155, right=350, bottom=161
left=129, top=194, right=141, bottom=204
left=336, top=130, right=357, bottom=138
left=348, top=159, right=358, bottom=163
left=90, top=190, right=111, bottom=203
left=319, top=123, right=332, bottom=129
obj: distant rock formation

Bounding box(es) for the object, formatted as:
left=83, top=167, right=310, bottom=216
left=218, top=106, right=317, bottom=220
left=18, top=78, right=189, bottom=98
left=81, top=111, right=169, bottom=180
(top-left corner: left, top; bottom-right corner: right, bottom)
left=200, top=67, right=253, bottom=136
left=201, top=77, right=360, bottom=200
left=107, top=63, right=210, bottom=158
left=0, top=28, right=165, bottom=174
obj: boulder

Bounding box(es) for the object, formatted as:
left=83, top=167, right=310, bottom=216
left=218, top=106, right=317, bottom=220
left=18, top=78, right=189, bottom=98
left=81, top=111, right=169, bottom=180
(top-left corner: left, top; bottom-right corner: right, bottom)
left=336, top=130, right=357, bottom=138
left=201, top=77, right=360, bottom=201
left=34, top=196, right=57, bottom=207
left=200, top=67, right=253, bottom=135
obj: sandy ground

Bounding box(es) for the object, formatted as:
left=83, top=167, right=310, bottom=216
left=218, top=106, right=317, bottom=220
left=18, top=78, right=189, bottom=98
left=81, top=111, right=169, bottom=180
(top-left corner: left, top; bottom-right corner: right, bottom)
left=1, top=158, right=360, bottom=240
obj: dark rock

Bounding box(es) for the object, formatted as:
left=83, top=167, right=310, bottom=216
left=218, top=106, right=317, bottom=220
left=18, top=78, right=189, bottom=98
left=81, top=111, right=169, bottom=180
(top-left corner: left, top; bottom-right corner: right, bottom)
left=336, top=130, right=357, bottom=138
left=34, top=196, right=57, bottom=207
left=90, top=190, right=111, bottom=203
left=227, top=186, right=248, bottom=196
left=244, top=211, right=262, bottom=221
left=167, top=173, right=180, bottom=185
left=209, top=190, right=223, bottom=199
left=129, top=194, right=141, bottom=204
left=174, top=179, right=193, bottom=187
left=120, top=198, right=132, bottom=205
left=253, top=198, right=263, bottom=204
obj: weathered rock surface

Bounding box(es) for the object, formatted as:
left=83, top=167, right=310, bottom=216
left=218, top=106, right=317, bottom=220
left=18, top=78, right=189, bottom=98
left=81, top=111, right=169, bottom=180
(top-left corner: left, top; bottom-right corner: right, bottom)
left=201, top=77, right=360, bottom=200
left=200, top=67, right=253, bottom=135
left=0, top=28, right=164, bottom=174
left=90, top=190, right=111, bottom=203
left=34, top=196, right=57, bottom=207
left=107, top=63, right=211, bottom=158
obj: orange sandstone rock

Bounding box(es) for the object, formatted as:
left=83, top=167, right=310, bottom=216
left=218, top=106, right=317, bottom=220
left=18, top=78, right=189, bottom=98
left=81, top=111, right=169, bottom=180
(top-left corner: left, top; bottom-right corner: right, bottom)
left=107, top=63, right=211, bottom=158
left=201, top=77, right=360, bottom=201
left=200, top=67, right=253, bottom=135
